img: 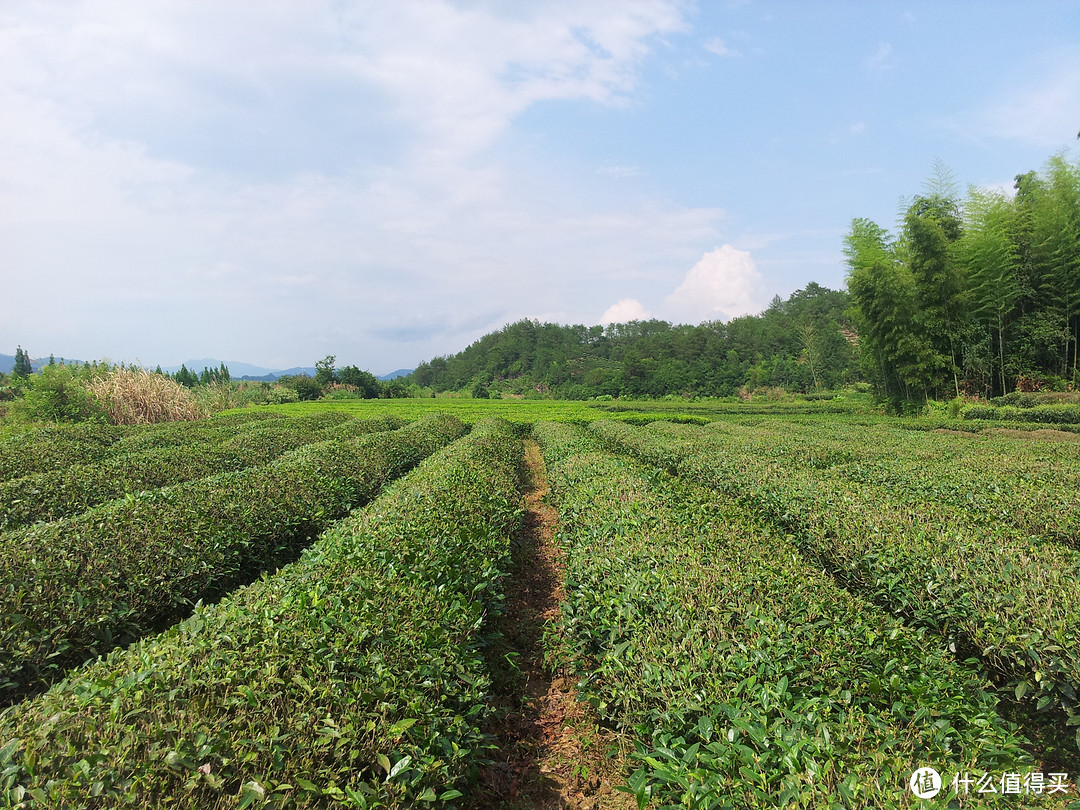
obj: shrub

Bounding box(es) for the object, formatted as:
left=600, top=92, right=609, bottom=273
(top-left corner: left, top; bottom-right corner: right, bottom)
left=0, top=414, right=402, bottom=531
left=192, top=381, right=246, bottom=413
left=87, top=367, right=206, bottom=424
left=5, top=364, right=106, bottom=423
left=283, top=375, right=322, bottom=401
left=320, top=382, right=363, bottom=400
left=264, top=385, right=300, bottom=404
left=961, top=402, right=1080, bottom=425
left=960, top=403, right=997, bottom=420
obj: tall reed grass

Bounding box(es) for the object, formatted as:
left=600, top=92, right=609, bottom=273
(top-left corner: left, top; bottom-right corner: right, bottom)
left=87, top=367, right=206, bottom=424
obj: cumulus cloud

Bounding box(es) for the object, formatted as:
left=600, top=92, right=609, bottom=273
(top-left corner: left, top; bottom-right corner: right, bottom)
left=0, top=1, right=721, bottom=370
left=600, top=298, right=651, bottom=325
left=337, top=1, right=688, bottom=161
left=663, top=245, right=763, bottom=324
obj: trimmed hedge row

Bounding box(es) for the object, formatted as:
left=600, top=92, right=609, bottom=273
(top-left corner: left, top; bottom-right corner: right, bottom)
left=0, top=415, right=406, bottom=531
left=108, top=411, right=291, bottom=455
left=106, top=411, right=357, bottom=456
left=993, top=392, right=1080, bottom=408
left=0, top=412, right=302, bottom=484
left=694, top=419, right=1080, bottom=552
left=593, top=419, right=1080, bottom=752
left=0, top=419, right=523, bottom=807
left=0, top=414, right=463, bottom=705
left=962, top=403, right=1080, bottom=425
left=535, top=422, right=1033, bottom=807
left=0, top=423, right=124, bottom=483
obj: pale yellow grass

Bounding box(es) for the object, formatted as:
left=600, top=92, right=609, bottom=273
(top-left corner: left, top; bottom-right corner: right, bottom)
left=87, top=367, right=206, bottom=425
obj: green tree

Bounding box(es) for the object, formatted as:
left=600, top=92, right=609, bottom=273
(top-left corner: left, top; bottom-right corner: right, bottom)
left=13, top=346, right=32, bottom=378
left=798, top=322, right=823, bottom=390
left=173, top=364, right=198, bottom=388
left=902, top=167, right=967, bottom=397
left=844, top=218, right=929, bottom=406
left=1030, top=154, right=1080, bottom=380
left=284, top=375, right=322, bottom=401
left=315, top=355, right=337, bottom=388
left=338, top=365, right=380, bottom=398
left=956, top=186, right=1020, bottom=395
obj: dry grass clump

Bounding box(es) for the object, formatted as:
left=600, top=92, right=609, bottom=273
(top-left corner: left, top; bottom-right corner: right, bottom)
left=87, top=367, right=206, bottom=425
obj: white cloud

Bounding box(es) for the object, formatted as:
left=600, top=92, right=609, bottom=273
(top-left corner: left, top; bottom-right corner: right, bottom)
left=971, top=64, right=1080, bottom=149
left=0, top=1, right=715, bottom=370
left=336, top=1, right=688, bottom=161
left=663, top=245, right=763, bottom=324
left=595, top=163, right=641, bottom=178
left=600, top=298, right=651, bottom=324
left=704, top=36, right=740, bottom=58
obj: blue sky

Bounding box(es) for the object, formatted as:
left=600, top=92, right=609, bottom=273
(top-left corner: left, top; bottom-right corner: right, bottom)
left=2, top=1, right=1078, bottom=374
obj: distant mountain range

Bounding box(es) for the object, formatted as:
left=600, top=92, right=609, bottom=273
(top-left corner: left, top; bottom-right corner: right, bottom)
left=0, top=354, right=411, bottom=381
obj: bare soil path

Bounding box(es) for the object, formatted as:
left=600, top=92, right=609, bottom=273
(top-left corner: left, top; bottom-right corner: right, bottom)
left=469, top=439, right=636, bottom=810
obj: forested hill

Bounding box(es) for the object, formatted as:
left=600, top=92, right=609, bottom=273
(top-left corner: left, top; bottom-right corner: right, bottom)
left=408, top=283, right=859, bottom=399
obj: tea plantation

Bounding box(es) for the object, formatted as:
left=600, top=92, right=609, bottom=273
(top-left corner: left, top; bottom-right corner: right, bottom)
left=1, top=402, right=1078, bottom=808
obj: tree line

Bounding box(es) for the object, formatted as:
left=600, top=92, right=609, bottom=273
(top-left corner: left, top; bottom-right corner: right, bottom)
left=167, top=363, right=231, bottom=387
left=409, top=283, right=860, bottom=399
left=845, top=153, right=1079, bottom=409
left=0, top=353, right=403, bottom=422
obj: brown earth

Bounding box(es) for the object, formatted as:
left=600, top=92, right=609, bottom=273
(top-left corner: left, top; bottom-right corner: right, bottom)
left=933, top=426, right=1080, bottom=442
left=986, top=427, right=1080, bottom=442
left=467, top=439, right=637, bottom=810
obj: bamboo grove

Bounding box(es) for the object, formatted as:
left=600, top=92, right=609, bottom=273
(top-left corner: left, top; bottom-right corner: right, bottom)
left=844, top=153, right=1080, bottom=409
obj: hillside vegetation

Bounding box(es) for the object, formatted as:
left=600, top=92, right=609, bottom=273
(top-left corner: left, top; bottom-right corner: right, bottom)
left=410, top=283, right=858, bottom=399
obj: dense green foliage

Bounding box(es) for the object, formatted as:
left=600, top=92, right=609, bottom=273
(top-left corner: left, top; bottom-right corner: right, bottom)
left=960, top=391, right=1080, bottom=426
left=0, top=411, right=293, bottom=482
left=276, top=357, right=410, bottom=403
left=0, top=421, right=124, bottom=482
left=0, top=414, right=404, bottom=531
left=536, top=422, right=1035, bottom=807
left=409, top=283, right=858, bottom=399
left=846, top=155, right=1080, bottom=407
left=172, top=363, right=231, bottom=388
left=593, top=419, right=1080, bottom=763
left=0, top=414, right=462, bottom=704
left=1, top=400, right=1077, bottom=806
left=4, top=363, right=108, bottom=423
left=0, top=419, right=522, bottom=808
left=11, top=348, right=32, bottom=379
left=234, top=398, right=718, bottom=426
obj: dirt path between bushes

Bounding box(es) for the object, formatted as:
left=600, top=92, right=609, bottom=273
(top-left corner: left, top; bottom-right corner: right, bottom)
left=468, top=439, right=636, bottom=810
